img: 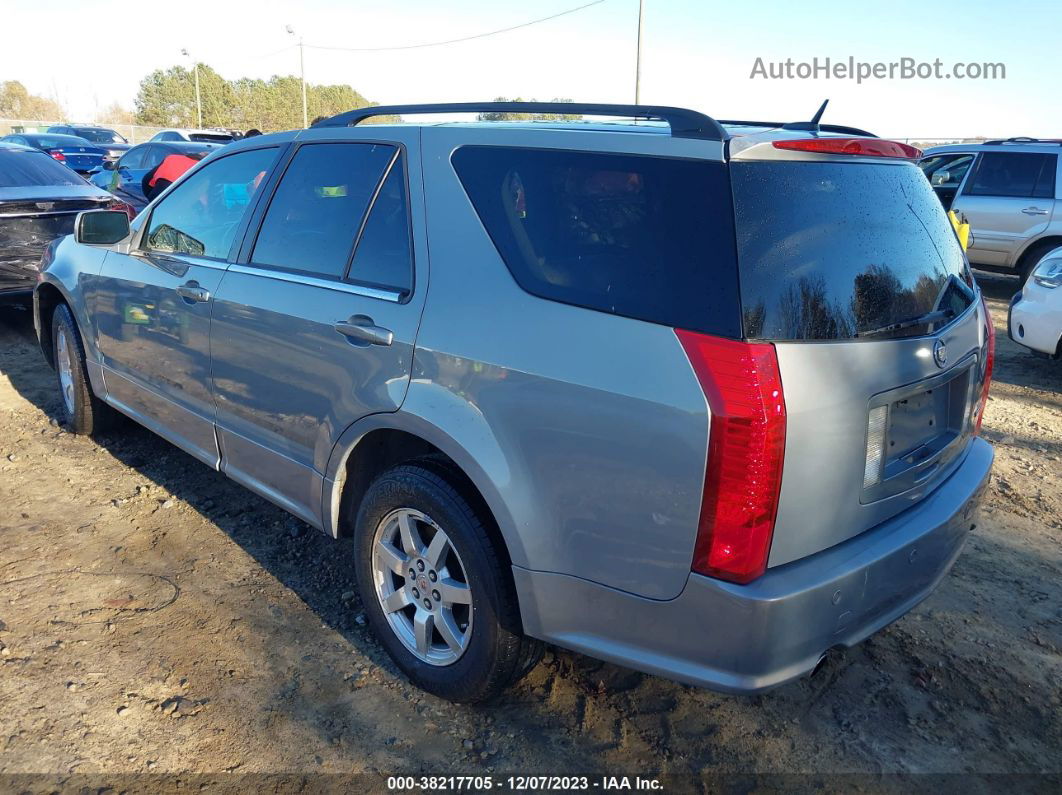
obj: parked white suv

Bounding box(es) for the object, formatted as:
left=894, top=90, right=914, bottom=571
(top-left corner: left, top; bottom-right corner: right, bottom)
left=1009, top=246, right=1062, bottom=357
left=921, top=139, right=1061, bottom=283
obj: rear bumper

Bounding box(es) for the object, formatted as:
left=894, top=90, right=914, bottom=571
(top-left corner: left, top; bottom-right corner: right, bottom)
left=515, top=437, right=993, bottom=693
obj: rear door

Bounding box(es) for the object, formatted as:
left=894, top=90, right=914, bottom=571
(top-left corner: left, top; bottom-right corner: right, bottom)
left=952, top=150, right=1057, bottom=266
left=730, top=153, right=989, bottom=566
left=93, top=145, right=279, bottom=465
left=208, top=130, right=426, bottom=525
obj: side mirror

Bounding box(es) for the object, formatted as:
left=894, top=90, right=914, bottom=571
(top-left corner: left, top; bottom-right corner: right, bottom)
left=76, top=210, right=131, bottom=245
left=102, top=159, right=117, bottom=171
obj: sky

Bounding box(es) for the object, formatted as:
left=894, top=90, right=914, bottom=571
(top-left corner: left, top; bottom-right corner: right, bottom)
left=1, top=0, right=1059, bottom=138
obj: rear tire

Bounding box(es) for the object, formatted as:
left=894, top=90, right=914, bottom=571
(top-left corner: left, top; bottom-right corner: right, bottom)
left=353, top=462, right=541, bottom=703
left=51, top=303, right=114, bottom=436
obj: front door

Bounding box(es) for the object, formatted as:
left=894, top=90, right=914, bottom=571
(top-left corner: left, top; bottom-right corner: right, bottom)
left=93, top=145, right=279, bottom=466
left=208, top=132, right=426, bottom=525
left=953, top=151, right=1057, bottom=267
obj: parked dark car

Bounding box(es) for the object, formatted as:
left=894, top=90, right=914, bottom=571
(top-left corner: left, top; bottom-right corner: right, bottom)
left=88, top=141, right=219, bottom=214
left=0, top=133, right=107, bottom=175
left=47, top=125, right=131, bottom=162
left=0, top=142, right=123, bottom=300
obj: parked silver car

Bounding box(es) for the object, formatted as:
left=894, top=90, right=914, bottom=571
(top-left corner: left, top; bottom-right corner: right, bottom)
left=921, top=138, right=1061, bottom=282
left=34, top=103, right=995, bottom=702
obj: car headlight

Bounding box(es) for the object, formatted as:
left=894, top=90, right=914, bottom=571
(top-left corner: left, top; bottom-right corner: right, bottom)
left=1032, top=257, right=1062, bottom=289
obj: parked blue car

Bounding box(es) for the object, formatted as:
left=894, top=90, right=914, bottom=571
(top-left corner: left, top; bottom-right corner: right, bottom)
left=0, top=133, right=106, bottom=175
left=88, top=140, right=219, bottom=214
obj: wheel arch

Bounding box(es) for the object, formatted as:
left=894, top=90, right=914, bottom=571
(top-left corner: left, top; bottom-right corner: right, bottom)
left=322, top=412, right=529, bottom=572
left=1016, top=235, right=1062, bottom=273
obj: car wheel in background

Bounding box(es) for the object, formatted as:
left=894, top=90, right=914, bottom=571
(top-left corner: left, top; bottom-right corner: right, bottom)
left=51, top=303, right=115, bottom=435
left=353, top=461, right=542, bottom=703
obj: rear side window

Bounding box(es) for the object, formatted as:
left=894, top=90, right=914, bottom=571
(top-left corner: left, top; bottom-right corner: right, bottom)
left=348, top=159, right=413, bottom=294
left=251, top=142, right=396, bottom=279
left=733, top=160, right=975, bottom=341
left=452, top=146, right=741, bottom=337
left=0, top=150, right=85, bottom=187
left=966, top=152, right=1057, bottom=198
left=145, top=147, right=276, bottom=259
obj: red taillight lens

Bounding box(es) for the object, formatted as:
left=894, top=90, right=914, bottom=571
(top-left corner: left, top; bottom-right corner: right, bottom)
left=49, top=149, right=66, bottom=162
left=109, top=200, right=136, bottom=221
left=772, top=137, right=922, bottom=159
left=974, top=296, right=995, bottom=435
left=676, top=330, right=787, bottom=584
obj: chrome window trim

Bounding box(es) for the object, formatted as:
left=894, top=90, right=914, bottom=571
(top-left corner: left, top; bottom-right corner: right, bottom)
left=227, top=262, right=403, bottom=302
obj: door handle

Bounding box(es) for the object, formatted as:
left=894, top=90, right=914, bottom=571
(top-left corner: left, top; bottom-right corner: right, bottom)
left=1021, top=207, right=1049, bottom=216
left=175, top=282, right=211, bottom=303
left=334, top=315, right=393, bottom=346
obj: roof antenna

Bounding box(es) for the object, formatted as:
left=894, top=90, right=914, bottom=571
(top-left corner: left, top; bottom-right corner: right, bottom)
left=782, top=99, right=829, bottom=132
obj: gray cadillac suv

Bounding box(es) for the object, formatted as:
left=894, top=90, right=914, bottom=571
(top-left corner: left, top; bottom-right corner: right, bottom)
left=33, top=103, right=995, bottom=703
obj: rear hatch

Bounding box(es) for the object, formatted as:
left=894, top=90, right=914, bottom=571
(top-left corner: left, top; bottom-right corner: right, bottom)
left=730, top=141, right=990, bottom=567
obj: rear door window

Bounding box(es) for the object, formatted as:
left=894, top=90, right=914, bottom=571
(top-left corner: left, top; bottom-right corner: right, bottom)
left=732, top=160, right=975, bottom=341
left=347, top=157, right=413, bottom=294
left=965, top=152, right=1057, bottom=198
left=144, top=147, right=276, bottom=259
left=451, top=146, right=741, bottom=337
left=251, top=142, right=396, bottom=279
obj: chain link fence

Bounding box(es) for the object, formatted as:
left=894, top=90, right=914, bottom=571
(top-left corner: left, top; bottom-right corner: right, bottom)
left=1, top=119, right=167, bottom=144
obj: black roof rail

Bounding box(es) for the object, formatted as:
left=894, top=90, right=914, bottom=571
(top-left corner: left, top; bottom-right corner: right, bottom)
left=313, top=102, right=728, bottom=141
left=718, top=119, right=877, bottom=137
left=983, top=136, right=1062, bottom=146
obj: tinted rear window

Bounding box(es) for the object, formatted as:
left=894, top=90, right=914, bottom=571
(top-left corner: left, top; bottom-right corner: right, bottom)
left=452, top=146, right=741, bottom=337
left=74, top=128, right=126, bottom=144
left=0, top=149, right=85, bottom=187
left=732, top=160, right=974, bottom=341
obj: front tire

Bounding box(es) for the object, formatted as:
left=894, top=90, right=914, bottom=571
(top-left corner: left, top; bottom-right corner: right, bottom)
left=51, top=303, right=114, bottom=435
left=354, top=462, right=541, bottom=702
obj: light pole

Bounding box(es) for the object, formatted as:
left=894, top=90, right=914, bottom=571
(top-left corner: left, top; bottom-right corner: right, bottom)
left=286, top=25, right=308, bottom=128
left=634, top=0, right=644, bottom=105
left=181, top=48, right=202, bottom=128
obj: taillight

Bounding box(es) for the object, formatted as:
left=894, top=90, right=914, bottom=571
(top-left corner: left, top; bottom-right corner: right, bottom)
left=49, top=149, right=66, bottom=162
left=676, top=331, right=787, bottom=584
left=772, top=137, right=922, bottom=159
left=109, top=200, right=137, bottom=221
left=974, top=296, right=995, bottom=434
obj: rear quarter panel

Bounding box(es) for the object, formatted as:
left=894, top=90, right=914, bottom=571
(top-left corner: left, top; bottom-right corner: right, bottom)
left=412, top=127, right=720, bottom=600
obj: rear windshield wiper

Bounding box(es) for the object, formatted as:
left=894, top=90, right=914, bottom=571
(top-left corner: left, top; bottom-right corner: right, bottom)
left=856, top=309, right=955, bottom=339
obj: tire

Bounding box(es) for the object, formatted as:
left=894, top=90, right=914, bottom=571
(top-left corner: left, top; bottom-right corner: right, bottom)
left=51, top=303, right=115, bottom=435
left=353, top=462, right=541, bottom=703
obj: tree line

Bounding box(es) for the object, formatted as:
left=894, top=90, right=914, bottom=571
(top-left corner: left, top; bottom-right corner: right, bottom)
left=3, top=70, right=580, bottom=132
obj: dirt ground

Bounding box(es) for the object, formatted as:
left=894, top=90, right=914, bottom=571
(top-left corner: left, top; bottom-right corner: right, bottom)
left=0, top=273, right=1059, bottom=790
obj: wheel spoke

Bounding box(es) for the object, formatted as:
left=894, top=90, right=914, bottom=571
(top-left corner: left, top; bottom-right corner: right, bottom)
left=381, top=588, right=411, bottom=614
left=436, top=577, right=471, bottom=606
left=397, top=512, right=423, bottom=557
left=436, top=611, right=465, bottom=652
left=424, top=530, right=449, bottom=570
left=413, top=609, right=434, bottom=655
left=375, top=541, right=408, bottom=577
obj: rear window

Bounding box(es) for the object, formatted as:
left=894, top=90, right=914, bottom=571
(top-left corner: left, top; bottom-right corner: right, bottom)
left=26, top=135, right=91, bottom=149
left=732, top=160, right=975, bottom=341
left=452, top=146, right=741, bottom=337
left=0, top=149, right=85, bottom=187
left=189, top=133, right=233, bottom=144
left=74, top=128, right=126, bottom=144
